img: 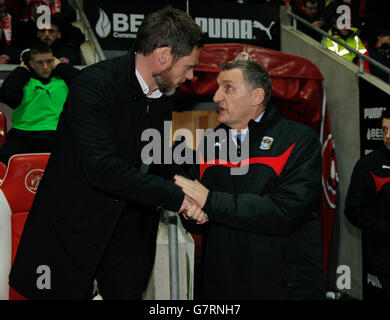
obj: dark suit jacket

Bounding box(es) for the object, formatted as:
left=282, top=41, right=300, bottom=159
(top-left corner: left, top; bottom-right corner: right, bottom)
left=9, top=49, right=184, bottom=299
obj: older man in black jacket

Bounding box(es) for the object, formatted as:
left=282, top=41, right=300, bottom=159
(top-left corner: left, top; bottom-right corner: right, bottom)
left=175, top=60, right=325, bottom=299
left=9, top=7, right=205, bottom=300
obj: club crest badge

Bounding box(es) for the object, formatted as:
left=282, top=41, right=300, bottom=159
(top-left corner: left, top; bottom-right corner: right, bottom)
left=260, top=136, right=274, bottom=150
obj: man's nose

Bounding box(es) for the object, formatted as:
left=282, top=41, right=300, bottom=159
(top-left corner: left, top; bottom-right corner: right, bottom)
left=213, top=87, right=222, bottom=103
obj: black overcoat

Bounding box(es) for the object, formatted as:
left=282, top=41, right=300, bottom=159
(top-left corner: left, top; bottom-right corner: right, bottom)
left=9, top=50, right=184, bottom=299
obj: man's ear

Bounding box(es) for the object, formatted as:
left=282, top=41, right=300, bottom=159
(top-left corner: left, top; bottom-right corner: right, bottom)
left=57, top=31, right=62, bottom=40
left=251, top=88, right=265, bottom=106
left=155, top=46, right=173, bottom=67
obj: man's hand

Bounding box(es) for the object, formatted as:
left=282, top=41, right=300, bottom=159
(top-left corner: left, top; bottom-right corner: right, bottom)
left=19, top=61, right=30, bottom=72
left=53, top=57, right=61, bottom=69
left=179, top=195, right=208, bottom=224
left=174, top=175, right=209, bottom=208
left=312, top=20, right=325, bottom=28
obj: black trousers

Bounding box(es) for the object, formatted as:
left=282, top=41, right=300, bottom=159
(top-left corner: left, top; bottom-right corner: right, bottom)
left=0, top=128, right=56, bottom=164
left=93, top=206, right=159, bottom=300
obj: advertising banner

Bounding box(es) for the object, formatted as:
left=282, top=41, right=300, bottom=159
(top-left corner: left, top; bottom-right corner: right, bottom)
left=83, top=0, right=280, bottom=51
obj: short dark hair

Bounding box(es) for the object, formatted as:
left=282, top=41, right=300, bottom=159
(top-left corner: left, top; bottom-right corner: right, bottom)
left=220, top=60, right=273, bottom=107
left=30, top=42, right=52, bottom=56
left=134, top=6, right=205, bottom=61
left=381, top=108, right=390, bottom=121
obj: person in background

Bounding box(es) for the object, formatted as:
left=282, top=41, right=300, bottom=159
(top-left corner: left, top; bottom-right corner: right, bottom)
left=12, top=0, right=81, bottom=51
left=323, top=13, right=369, bottom=71
left=292, top=0, right=327, bottom=41
left=345, top=108, right=390, bottom=300
left=36, top=15, right=81, bottom=65
left=368, top=28, right=390, bottom=83
left=0, top=41, right=78, bottom=164
left=0, top=19, right=19, bottom=63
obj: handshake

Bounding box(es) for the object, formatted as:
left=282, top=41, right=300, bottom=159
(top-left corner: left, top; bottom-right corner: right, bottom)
left=175, top=175, right=209, bottom=225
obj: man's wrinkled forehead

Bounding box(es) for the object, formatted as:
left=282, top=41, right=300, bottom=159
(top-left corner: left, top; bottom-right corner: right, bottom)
left=217, top=68, right=243, bottom=84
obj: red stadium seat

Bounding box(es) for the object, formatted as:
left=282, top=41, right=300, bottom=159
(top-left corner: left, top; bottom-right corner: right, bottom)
left=0, top=153, right=50, bottom=300
left=0, top=112, right=7, bottom=147
left=0, top=162, right=6, bottom=183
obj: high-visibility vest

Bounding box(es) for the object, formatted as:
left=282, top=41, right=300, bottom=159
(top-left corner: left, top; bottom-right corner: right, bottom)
left=323, top=28, right=367, bottom=62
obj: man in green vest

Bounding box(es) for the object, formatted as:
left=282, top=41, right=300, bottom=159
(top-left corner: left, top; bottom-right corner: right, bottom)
left=0, top=41, right=78, bottom=164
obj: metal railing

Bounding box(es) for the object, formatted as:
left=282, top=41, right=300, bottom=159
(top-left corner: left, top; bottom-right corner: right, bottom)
left=70, top=0, right=106, bottom=63
left=286, top=7, right=390, bottom=78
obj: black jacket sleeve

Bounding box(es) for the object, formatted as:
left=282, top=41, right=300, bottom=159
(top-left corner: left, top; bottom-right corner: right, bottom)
left=65, top=73, right=185, bottom=212
left=345, top=160, right=390, bottom=238
left=201, top=130, right=322, bottom=236
left=52, top=62, right=80, bottom=87
left=0, top=66, right=31, bottom=108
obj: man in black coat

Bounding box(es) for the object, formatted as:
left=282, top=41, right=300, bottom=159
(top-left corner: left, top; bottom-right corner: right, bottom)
left=345, top=108, right=390, bottom=299
left=175, top=60, right=325, bottom=299
left=9, top=7, right=205, bottom=300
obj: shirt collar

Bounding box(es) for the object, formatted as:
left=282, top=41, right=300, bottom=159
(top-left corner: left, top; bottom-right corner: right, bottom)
left=135, top=69, right=163, bottom=99
left=232, top=111, right=265, bottom=139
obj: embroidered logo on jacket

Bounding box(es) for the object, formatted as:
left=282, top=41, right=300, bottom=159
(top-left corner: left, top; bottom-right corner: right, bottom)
left=260, top=136, right=274, bottom=150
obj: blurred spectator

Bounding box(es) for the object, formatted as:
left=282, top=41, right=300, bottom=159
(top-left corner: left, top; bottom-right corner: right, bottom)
left=292, top=0, right=327, bottom=41
left=12, top=0, right=82, bottom=51
left=368, top=28, right=390, bottom=83
left=362, top=1, right=390, bottom=47
left=1, top=1, right=14, bottom=46
left=323, top=13, right=369, bottom=71
left=0, top=42, right=78, bottom=164
left=46, top=0, right=84, bottom=49
left=37, top=15, right=81, bottom=65
left=0, top=20, right=19, bottom=63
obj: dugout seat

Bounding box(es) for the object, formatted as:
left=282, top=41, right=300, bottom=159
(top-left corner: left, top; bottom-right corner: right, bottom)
left=0, top=153, right=50, bottom=300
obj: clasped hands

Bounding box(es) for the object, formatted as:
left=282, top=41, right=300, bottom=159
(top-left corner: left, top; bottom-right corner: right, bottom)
left=175, top=175, right=209, bottom=225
